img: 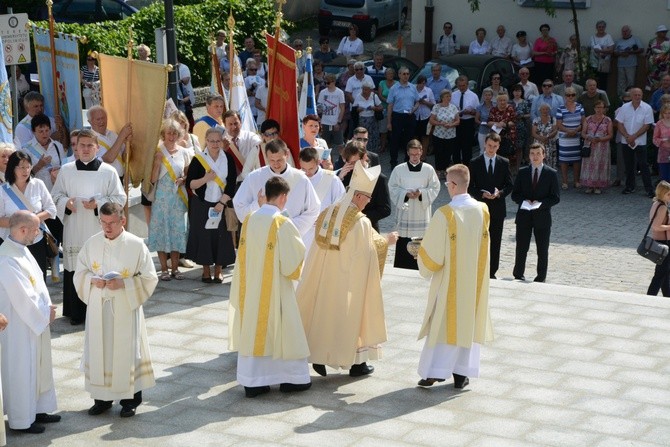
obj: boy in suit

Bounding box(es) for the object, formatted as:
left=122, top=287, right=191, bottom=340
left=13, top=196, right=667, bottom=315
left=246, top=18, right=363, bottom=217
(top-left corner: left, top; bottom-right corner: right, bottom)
left=511, top=143, right=560, bottom=282
left=468, top=133, right=514, bottom=279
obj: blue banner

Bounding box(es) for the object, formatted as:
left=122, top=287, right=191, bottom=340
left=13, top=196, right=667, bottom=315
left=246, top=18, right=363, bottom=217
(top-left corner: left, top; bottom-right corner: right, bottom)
left=0, top=36, right=12, bottom=143
left=298, top=51, right=317, bottom=122
left=32, top=26, right=83, bottom=132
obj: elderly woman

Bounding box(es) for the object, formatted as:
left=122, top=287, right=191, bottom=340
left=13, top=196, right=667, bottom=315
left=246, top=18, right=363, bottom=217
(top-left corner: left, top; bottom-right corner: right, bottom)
left=429, top=89, right=460, bottom=178
left=581, top=100, right=612, bottom=194
left=512, top=30, right=533, bottom=68
left=337, top=24, right=364, bottom=56
left=557, top=34, right=580, bottom=74
left=137, top=43, right=151, bottom=62
left=353, top=80, right=384, bottom=152
left=532, top=24, right=558, bottom=84
left=654, top=104, right=670, bottom=183
left=556, top=86, right=585, bottom=189
left=468, top=27, right=490, bottom=55
left=512, top=84, right=532, bottom=168
left=488, top=71, right=508, bottom=105
left=589, top=20, right=614, bottom=89
left=532, top=103, right=558, bottom=169
left=171, top=110, right=201, bottom=156
left=21, top=113, right=66, bottom=191
left=0, top=151, right=56, bottom=278
left=148, top=119, right=192, bottom=281
left=475, top=87, right=494, bottom=154
left=647, top=26, right=670, bottom=91
left=378, top=67, right=397, bottom=153
left=413, top=75, right=435, bottom=151
left=487, top=93, right=517, bottom=159
left=646, top=180, right=670, bottom=297
left=0, top=143, right=16, bottom=183
left=186, top=127, right=237, bottom=283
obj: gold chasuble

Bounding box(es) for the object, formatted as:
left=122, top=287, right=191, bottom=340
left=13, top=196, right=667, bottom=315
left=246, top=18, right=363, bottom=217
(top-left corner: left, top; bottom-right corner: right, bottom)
left=297, top=203, right=388, bottom=369
left=228, top=209, right=309, bottom=360
left=418, top=201, right=494, bottom=348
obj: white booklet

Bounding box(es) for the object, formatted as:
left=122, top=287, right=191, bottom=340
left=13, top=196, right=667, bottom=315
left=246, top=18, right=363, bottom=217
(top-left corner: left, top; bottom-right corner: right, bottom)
left=521, top=200, right=542, bottom=211
left=205, top=207, right=222, bottom=229
left=92, top=271, right=121, bottom=281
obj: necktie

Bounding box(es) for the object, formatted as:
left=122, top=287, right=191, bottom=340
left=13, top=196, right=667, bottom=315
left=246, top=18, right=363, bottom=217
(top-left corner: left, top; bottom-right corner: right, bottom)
left=459, top=92, right=464, bottom=110
left=488, top=158, right=493, bottom=176
left=532, top=168, right=539, bottom=189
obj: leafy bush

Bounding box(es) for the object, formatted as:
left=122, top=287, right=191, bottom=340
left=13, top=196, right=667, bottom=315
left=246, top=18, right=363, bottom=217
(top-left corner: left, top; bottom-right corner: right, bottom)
left=31, top=0, right=285, bottom=86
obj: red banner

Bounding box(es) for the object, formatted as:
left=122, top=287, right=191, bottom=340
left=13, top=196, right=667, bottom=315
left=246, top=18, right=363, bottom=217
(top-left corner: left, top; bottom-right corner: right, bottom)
left=265, top=32, right=300, bottom=165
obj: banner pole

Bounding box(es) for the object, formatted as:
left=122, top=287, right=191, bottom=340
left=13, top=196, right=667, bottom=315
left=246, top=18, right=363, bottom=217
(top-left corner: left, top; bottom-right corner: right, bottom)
left=123, top=28, right=134, bottom=223
left=267, top=0, right=286, bottom=116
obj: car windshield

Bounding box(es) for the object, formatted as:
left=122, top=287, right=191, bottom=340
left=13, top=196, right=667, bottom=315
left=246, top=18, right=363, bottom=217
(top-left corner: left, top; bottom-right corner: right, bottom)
left=324, top=0, right=365, bottom=7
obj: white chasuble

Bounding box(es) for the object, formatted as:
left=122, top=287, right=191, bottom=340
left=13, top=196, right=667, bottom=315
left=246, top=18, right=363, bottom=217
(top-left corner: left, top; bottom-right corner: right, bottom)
left=228, top=205, right=310, bottom=387
left=0, top=238, right=56, bottom=429
left=74, top=231, right=158, bottom=400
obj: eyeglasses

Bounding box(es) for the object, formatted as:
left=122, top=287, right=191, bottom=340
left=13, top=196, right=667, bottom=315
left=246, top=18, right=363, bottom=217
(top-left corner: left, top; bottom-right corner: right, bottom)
left=542, top=84, right=553, bottom=88
left=355, top=137, right=369, bottom=142
left=87, top=57, right=95, bottom=61
left=263, top=131, right=279, bottom=138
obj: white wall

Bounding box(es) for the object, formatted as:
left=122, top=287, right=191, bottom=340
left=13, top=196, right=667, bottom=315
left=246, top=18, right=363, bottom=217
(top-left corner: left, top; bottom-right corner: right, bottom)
left=411, top=0, right=670, bottom=49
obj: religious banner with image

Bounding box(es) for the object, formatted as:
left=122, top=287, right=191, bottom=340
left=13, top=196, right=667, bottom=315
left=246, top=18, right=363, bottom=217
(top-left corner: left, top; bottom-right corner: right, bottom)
left=0, top=36, right=12, bottom=143
left=32, top=26, right=83, bottom=132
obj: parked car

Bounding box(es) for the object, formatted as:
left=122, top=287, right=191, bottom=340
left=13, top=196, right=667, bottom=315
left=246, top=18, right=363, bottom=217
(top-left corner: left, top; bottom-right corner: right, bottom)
left=411, top=55, right=517, bottom=95
left=323, top=54, right=418, bottom=80
left=318, top=0, right=408, bottom=42
left=31, top=0, right=139, bottom=24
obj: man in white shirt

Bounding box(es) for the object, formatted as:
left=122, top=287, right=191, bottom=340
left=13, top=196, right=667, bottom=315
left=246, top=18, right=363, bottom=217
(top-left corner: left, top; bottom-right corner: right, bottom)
left=87, top=105, right=132, bottom=180
left=244, top=59, right=265, bottom=123
left=233, top=138, right=320, bottom=240
left=221, top=110, right=262, bottom=181
left=451, top=76, right=479, bottom=167
left=490, top=25, right=513, bottom=58
left=345, top=62, right=374, bottom=106
left=13, top=92, right=58, bottom=149
left=518, top=67, right=539, bottom=100
left=436, top=21, right=459, bottom=56
left=616, top=88, right=655, bottom=197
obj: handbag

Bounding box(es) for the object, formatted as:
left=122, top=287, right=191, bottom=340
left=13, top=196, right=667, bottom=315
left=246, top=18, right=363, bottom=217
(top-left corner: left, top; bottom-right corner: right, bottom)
left=498, top=136, right=515, bottom=157
left=44, top=231, right=59, bottom=258
left=374, top=109, right=384, bottom=121
left=224, top=206, right=239, bottom=232
left=580, top=144, right=591, bottom=157
left=637, top=204, right=670, bottom=264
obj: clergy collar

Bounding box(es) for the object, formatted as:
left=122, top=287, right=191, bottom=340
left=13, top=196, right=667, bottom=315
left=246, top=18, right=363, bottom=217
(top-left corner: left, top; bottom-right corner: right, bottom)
left=408, top=161, right=423, bottom=172
left=76, top=158, right=102, bottom=171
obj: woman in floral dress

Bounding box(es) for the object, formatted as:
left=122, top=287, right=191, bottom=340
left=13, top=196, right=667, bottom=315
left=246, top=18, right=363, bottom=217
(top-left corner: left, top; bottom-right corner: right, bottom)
left=580, top=100, right=612, bottom=194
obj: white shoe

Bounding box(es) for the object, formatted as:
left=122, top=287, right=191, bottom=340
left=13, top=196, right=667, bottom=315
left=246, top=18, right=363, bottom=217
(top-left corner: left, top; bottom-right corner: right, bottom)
left=179, top=259, right=195, bottom=268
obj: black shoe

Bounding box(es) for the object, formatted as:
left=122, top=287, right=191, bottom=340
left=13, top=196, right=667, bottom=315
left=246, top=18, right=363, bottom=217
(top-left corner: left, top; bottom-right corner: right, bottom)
left=312, top=363, right=327, bottom=377
left=201, top=276, right=212, bottom=283
left=453, top=373, right=469, bottom=389
left=490, top=274, right=497, bottom=280
left=12, top=423, right=45, bottom=434
left=514, top=275, right=525, bottom=281
left=88, top=401, right=112, bottom=415
left=349, top=362, right=374, bottom=377
left=279, top=382, right=312, bottom=393
left=417, top=378, right=445, bottom=387
left=622, top=188, right=634, bottom=195
left=120, top=406, right=136, bottom=418
left=35, top=413, right=61, bottom=423
left=244, top=386, right=271, bottom=398
left=533, top=277, right=545, bottom=283
left=70, top=318, right=84, bottom=325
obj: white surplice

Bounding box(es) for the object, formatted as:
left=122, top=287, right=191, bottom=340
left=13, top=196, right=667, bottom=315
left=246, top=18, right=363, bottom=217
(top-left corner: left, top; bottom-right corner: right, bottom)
left=74, top=230, right=158, bottom=400
left=0, top=238, right=56, bottom=429
left=388, top=162, right=440, bottom=238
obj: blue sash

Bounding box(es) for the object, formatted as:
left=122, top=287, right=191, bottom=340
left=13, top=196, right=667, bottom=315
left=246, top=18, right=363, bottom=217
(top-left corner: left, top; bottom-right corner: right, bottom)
left=195, top=115, right=219, bottom=127
left=2, top=183, right=49, bottom=233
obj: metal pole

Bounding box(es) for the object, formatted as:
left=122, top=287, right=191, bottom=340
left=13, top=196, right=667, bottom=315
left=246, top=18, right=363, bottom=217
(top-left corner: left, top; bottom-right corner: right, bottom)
left=164, top=0, right=178, bottom=104
left=8, top=7, right=18, bottom=133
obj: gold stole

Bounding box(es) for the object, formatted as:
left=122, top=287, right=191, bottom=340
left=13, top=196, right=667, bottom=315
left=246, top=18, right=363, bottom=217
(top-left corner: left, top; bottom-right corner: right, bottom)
left=237, top=213, right=288, bottom=356
left=159, top=146, right=188, bottom=206
left=194, top=152, right=226, bottom=191
left=97, top=137, right=124, bottom=165
left=441, top=204, right=490, bottom=345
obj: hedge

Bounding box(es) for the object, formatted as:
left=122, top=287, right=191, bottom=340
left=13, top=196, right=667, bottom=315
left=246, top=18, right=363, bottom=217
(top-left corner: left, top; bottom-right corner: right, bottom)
left=31, top=0, right=288, bottom=87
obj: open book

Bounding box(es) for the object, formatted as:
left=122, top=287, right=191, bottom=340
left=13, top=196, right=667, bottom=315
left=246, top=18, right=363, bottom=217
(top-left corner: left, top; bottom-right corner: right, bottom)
left=520, top=200, right=542, bottom=211
left=92, top=271, right=121, bottom=281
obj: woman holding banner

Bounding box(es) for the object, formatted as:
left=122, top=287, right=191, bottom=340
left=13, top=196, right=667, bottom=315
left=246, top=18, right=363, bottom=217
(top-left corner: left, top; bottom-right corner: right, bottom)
left=147, top=119, right=192, bottom=281
left=186, top=127, right=237, bottom=284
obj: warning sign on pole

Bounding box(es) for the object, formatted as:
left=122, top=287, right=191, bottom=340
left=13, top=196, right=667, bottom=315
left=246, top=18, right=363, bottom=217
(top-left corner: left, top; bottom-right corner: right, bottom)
left=0, top=13, right=31, bottom=66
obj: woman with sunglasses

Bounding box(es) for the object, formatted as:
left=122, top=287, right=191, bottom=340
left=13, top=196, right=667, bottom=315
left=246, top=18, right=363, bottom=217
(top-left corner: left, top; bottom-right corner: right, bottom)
left=556, top=86, right=585, bottom=189
left=80, top=51, right=100, bottom=109
left=488, top=71, right=508, bottom=106
left=336, top=24, right=364, bottom=57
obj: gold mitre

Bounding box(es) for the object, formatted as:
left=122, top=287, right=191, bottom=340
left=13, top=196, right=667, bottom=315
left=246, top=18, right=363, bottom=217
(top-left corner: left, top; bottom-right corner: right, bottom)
left=349, top=161, right=380, bottom=196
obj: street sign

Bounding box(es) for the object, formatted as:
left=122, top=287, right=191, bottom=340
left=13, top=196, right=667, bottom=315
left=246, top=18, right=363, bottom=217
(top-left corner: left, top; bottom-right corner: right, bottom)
left=0, top=13, right=31, bottom=66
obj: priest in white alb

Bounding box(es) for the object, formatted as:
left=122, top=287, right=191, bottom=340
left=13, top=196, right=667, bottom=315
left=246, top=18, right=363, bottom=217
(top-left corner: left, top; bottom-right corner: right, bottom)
left=297, top=162, right=394, bottom=378
left=51, top=129, right=126, bottom=325
left=233, top=138, right=320, bottom=240
left=228, top=177, right=311, bottom=398
left=0, top=211, right=59, bottom=434
left=416, top=164, right=494, bottom=390
left=388, top=139, right=440, bottom=270
left=74, top=203, right=158, bottom=417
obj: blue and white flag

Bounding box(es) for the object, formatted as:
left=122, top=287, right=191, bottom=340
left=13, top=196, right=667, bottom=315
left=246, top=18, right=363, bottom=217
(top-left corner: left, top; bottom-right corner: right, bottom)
left=228, top=45, right=257, bottom=133
left=298, top=50, right=317, bottom=123
left=0, top=36, right=12, bottom=143
left=33, top=26, right=83, bottom=132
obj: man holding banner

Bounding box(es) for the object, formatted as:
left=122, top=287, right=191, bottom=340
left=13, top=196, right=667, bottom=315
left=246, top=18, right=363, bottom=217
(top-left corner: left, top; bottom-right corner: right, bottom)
left=221, top=110, right=262, bottom=182
left=87, top=106, right=132, bottom=180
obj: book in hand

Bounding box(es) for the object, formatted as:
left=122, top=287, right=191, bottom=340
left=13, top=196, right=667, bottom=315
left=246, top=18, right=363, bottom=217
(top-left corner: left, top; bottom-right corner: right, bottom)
left=92, top=271, right=121, bottom=281
left=205, top=207, right=222, bottom=229
left=520, top=200, right=542, bottom=211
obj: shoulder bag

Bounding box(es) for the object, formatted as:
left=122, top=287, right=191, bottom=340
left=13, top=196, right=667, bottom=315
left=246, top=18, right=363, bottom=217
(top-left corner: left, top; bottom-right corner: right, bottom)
left=637, top=203, right=670, bottom=264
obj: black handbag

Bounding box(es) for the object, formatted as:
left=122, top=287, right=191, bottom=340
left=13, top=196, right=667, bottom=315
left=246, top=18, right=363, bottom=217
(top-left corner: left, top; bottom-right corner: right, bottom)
left=580, top=144, right=591, bottom=157
left=498, top=136, right=515, bottom=157
left=637, top=204, right=670, bottom=264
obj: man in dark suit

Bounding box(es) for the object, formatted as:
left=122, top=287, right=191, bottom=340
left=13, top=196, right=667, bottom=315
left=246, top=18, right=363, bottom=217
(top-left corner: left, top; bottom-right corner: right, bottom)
left=333, top=127, right=380, bottom=170
left=468, top=133, right=513, bottom=279
left=511, top=142, right=560, bottom=283
left=336, top=140, right=391, bottom=232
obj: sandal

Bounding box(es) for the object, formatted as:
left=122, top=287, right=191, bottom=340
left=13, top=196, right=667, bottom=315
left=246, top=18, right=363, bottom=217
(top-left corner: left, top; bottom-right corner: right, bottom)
left=159, top=272, right=171, bottom=281
left=212, top=275, right=224, bottom=284
left=171, top=271, right=185, bottom=280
